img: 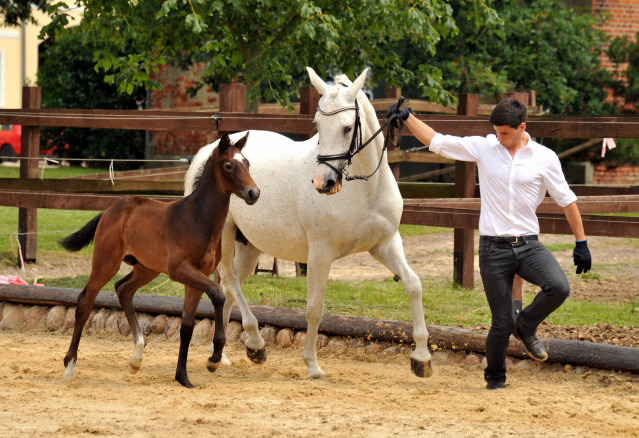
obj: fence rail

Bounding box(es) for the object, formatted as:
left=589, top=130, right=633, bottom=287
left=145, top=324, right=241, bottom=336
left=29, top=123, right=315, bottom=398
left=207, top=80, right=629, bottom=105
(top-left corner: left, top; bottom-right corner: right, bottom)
left=1, top=86, right=638, bottom=288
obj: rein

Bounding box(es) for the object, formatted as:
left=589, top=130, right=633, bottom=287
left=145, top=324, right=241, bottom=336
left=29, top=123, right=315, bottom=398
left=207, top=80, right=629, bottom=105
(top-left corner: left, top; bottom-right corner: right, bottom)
left=316, top=92, right=404, bottom=181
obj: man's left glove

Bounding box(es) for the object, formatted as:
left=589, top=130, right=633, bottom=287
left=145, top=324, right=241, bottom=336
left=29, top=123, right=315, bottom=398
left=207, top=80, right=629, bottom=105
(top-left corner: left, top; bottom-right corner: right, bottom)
left=573, top=240, right=592, bottom=274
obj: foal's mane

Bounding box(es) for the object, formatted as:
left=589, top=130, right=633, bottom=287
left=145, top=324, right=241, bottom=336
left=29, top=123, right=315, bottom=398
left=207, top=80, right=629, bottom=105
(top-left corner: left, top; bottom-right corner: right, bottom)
left=187, top=147, right=218, bottom=197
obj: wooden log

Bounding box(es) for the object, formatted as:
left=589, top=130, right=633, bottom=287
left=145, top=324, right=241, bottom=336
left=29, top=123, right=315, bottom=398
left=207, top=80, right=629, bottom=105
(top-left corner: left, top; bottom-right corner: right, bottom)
left=1, top=284, right=638, bottom=373
left=0, top=178, right=184, bottom=195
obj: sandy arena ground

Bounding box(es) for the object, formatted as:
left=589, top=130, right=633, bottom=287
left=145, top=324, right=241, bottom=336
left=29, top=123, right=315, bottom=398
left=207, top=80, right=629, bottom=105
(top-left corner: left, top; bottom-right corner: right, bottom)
left=0, top=330, right=638, bottom=437
left=1, top=231, right=639, bottom=436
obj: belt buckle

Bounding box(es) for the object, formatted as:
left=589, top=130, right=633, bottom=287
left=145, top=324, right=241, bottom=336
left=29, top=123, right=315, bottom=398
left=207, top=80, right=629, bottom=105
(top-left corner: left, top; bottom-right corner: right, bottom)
left=511, top=236, right=519, bottom=244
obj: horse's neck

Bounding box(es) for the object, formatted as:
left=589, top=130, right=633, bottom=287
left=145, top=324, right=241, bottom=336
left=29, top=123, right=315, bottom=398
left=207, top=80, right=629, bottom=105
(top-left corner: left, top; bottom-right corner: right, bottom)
left=350, top=99, right=391, bottom=187
left=189, top=162, right=231, bottom=219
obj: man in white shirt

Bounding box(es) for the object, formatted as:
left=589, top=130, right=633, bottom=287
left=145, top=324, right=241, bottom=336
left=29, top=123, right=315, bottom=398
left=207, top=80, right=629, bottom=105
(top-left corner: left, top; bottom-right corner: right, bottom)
left=388, top=98, right=592, bottom=390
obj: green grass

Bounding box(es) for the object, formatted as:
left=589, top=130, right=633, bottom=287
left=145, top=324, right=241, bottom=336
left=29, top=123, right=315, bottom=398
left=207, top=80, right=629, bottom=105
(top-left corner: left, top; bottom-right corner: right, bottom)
left=2, top=191, right=637, bottom=329
left=40, top=272, right=639, bottom=328
left=0, top=164, right=109, bottom=179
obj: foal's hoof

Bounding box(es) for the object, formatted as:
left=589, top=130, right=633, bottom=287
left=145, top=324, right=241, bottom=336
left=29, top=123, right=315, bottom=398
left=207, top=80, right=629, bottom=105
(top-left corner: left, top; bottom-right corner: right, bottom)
left=410, top=358, right=433, bottom=378
left=246, top=347, right=267, bottom=364
left=207, top=358, right=220, bottom=373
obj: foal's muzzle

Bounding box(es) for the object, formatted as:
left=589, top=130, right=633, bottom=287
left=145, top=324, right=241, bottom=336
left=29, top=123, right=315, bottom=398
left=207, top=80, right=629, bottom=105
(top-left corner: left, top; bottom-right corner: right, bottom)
left=241, top=185, right=260, bottom=205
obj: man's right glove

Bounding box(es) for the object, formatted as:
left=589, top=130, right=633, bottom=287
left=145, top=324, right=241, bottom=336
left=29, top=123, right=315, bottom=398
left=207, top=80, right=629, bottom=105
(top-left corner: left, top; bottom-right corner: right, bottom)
left=386, top=104, right=410, bottom=127
left=573, top=240, right=592, bottom=274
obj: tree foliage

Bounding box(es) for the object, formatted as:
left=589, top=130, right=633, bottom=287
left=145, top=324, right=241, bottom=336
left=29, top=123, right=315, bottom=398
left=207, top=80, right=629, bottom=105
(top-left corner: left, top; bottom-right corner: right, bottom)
left=37, top=27, right=146, bottom=167
left=42, top=0, right=498, bottom=109
left=429, top=0, right=613, bottom=115
left=0, top=0, right=48, bottom=26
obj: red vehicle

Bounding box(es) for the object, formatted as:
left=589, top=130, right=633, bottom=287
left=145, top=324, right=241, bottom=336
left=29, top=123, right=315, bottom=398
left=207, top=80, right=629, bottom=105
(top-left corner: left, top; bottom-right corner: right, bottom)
left=0, top=124, right=20, bottom=162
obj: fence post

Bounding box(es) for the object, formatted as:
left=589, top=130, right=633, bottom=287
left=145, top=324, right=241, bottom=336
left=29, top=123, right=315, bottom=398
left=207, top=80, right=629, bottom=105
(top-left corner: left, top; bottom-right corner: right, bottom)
left=218, top=83, right=246, bottom=138
left=453, top=93, right=478, bottom=289
left=18, top=87, right=42, bottom=263
left=299, top=86, right=320, bottom=140
left=385, top=87, right=401, bottom=180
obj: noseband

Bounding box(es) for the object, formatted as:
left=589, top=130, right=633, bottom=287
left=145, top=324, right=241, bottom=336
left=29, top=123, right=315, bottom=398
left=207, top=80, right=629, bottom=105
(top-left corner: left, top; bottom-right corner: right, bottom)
left=316, top=90, right=403, bottom=182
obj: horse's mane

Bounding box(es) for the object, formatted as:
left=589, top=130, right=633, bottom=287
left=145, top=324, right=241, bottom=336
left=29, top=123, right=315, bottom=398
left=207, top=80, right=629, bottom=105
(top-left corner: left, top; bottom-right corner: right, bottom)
left=187, top=147, right=216, bottom=197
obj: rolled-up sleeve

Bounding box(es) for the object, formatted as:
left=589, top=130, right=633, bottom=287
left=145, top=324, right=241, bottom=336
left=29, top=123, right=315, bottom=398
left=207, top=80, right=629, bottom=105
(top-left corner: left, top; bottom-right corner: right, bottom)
left=545, top=153, right=577, bottom=207
left=429, top=133, right=485, bottom=162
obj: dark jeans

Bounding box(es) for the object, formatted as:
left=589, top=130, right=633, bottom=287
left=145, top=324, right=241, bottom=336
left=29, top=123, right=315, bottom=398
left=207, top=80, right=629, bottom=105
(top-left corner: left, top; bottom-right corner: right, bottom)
left=478, top=235, right=570, bottom=384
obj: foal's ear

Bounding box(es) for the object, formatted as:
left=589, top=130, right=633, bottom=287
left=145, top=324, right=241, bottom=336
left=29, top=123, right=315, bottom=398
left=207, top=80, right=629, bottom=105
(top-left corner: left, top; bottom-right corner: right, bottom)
left=234, top=132, right=249, bottom=152
left=218, top=132, right=231, bottom=153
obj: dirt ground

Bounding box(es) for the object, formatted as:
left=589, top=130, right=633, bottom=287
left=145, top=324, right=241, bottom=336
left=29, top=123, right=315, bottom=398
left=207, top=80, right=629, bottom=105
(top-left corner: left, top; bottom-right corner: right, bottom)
left=1, top=231, right=638, bottom=437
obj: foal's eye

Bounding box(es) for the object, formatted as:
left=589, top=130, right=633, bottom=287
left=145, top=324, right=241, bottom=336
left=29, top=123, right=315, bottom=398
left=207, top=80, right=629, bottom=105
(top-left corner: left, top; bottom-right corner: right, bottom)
left=224, top=162, right=233, bottom=171
left=343, top=126, right=352, bottom=134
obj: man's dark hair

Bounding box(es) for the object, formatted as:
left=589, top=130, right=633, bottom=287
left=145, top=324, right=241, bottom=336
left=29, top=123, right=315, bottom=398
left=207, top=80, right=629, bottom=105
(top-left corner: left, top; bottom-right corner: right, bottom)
left=488, top=98, right=527, bottom=128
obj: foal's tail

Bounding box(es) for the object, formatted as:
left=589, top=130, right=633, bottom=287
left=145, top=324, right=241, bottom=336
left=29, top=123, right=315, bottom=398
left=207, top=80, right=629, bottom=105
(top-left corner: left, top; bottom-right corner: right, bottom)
left=59, top=213, right=104, bottom=252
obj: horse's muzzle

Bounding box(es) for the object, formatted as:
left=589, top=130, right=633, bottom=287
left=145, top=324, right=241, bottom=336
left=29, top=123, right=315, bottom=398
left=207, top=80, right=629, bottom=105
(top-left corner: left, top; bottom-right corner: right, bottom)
left=313, top=163, right=343, bottom=195
left=242, top=186, right=260, bottom=205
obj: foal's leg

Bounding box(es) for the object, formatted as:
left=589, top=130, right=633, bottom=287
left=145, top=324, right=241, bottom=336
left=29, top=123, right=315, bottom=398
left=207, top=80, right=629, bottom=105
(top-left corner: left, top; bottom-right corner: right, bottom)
left=217, top=222, right=265, bottom=364
left=64, top=261, right=121, bottom=379
left=171, top=263, right=225, bottom=388
left=114, top=265, right=160, bottom=373
left=302, top=247, right=335, bottom=379
left=370, top=231, right=432, bottom=377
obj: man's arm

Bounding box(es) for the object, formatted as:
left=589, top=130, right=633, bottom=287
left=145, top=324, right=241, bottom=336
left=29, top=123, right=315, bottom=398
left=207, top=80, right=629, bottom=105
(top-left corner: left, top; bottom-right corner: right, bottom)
left=563, top=201, right=586, bottom=241
left=564, top=201, right=591, bottom=274
left=404, top=114, right=437, bottom=147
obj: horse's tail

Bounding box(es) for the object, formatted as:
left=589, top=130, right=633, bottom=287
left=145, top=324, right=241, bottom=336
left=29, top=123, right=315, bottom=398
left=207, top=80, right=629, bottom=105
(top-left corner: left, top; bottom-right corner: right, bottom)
left=59, top=213, right=104, bottom=252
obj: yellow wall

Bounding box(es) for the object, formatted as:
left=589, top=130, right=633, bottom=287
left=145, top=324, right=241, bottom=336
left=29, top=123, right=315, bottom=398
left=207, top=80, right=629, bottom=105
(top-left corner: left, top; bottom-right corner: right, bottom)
left=0, top=7, right=83, bottom=108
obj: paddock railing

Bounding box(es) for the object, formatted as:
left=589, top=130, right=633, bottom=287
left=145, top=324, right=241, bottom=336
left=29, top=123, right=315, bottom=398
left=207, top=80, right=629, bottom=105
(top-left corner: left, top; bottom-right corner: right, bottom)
left=2, top=86, right=639, bottom=288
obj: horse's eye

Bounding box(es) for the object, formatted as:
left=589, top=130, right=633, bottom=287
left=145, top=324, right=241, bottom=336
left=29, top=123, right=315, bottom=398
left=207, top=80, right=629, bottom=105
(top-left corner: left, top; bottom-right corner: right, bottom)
left=343, top=126, right=352, bottom=134
left=224, top=162, right=233, bottom=171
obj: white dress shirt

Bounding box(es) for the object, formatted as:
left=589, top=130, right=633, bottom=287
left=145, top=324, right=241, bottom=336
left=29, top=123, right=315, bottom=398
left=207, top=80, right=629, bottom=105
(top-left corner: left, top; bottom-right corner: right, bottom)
left=429, top=132, right=577, bottom=236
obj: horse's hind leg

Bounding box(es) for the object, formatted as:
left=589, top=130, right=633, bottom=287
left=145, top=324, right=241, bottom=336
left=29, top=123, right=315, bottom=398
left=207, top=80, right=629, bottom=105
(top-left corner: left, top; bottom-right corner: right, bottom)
left=217, top=221, right=265, bottom=365
left=64, top=263, right=120, bottom=379
left=114, top=265, right=160, bottom=374
left=370, top=231, right=432, bottom=377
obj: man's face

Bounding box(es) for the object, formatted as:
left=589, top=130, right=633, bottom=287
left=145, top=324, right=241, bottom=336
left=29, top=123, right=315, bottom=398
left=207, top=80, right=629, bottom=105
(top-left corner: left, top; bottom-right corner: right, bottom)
left=494, top=123, right=526, bottom=149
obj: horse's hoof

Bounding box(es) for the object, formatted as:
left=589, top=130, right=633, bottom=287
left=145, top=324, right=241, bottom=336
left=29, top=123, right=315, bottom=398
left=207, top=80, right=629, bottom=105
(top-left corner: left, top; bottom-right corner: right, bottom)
left=207, top=359, right=220, bottom=373
left=307, top=372, right=327, bottom=380
left=410, top=357, right=433, bottom=378
left=176, top=377, right=195, bottom=389
left=246, top=347, right=267, bottom=364
left=129, top=363, right=141, bottom=374
left=64, top=360, right=75, bottom=379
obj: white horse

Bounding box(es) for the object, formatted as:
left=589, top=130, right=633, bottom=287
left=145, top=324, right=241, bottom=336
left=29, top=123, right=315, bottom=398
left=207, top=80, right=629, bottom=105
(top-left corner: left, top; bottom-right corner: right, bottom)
left=184, top=67, right=432, bottom=379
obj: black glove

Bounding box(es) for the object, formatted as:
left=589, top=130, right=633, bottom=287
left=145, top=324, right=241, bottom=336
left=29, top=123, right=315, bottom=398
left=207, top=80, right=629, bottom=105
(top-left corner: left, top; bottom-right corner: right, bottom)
left=573, top=240, right=592, bottom=274
left=386, top=104, right=410, bottom=126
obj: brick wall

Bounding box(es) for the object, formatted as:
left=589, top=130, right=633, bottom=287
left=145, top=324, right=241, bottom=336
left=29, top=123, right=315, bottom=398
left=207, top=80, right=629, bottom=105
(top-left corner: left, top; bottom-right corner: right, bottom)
left=593, top=0, right=639, bottom=71
left=594, top=164, right=639, bottom=183
left=148, top=63, right=220, bottom=157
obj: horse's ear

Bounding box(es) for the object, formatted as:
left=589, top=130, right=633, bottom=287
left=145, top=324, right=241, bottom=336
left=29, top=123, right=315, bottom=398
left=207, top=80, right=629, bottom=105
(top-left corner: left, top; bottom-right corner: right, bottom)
left=234, top=132, right=249, bottom=152
left=218, top=132, right=231, bottom=153
left=346, top=68, right=368, bottom=101
left=306, top=67, right=327, bottom=95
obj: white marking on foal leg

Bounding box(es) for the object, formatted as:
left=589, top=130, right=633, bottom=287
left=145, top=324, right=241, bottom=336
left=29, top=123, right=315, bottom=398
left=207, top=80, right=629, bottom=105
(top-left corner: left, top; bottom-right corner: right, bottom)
left=64, top=359, right=75, bottom=379
left=129, top=334, right=145, bottom=374
left=210, top=343, right=231, bottom=366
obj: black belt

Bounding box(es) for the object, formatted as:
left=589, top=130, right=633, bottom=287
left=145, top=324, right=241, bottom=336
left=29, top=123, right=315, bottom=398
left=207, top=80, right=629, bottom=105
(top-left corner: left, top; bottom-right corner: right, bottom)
left=480, top=235, right=538, bottom=245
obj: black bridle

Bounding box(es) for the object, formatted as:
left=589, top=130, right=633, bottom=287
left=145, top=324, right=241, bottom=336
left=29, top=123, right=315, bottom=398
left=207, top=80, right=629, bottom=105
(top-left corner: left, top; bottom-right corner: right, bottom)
left=316, top=93, right=405, bottom=182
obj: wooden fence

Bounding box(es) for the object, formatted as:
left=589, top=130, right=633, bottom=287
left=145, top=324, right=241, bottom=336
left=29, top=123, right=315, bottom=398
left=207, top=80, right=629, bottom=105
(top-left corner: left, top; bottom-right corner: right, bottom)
left=2, top=86, right=639, bottom=288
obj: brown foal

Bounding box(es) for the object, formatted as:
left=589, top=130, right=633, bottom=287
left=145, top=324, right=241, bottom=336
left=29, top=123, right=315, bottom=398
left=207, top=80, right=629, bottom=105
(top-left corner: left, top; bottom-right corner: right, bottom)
left=59, top=132, right=259, bottom=388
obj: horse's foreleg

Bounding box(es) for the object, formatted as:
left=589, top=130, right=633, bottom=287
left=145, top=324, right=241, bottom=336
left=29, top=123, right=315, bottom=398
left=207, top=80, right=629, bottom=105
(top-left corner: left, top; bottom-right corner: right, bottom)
left=202, top=282, right=226, bottom=372
left=217, top=225, right=265, bottom=365
left=302, top=250, right=334, bottom=379
left=370, top=232, right=432, bottom=378
left=176, top=286, right=202, bottom=388
left=115, top=266, right=159, bottom=374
